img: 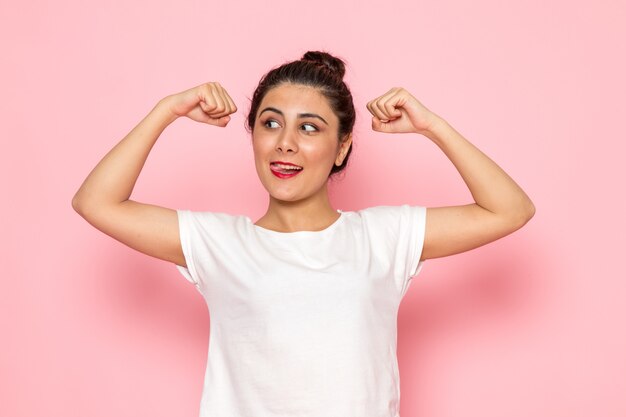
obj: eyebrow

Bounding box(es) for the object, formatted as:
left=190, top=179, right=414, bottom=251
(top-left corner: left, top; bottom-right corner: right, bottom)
left=259, top=107, right=329, bottom=125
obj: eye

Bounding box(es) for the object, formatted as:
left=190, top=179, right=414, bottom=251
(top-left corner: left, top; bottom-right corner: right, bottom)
left=264, top=119, right=280, bottom=129
left=301, top=123, right=318, bottom=132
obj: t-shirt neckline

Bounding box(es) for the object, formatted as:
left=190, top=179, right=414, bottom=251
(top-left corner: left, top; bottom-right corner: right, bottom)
left=248, top=209, right=346, bottom=237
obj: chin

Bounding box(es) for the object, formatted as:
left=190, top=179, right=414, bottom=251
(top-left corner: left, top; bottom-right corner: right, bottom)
left=258, top=179, right=300, bottom=202
left=268, top=191, right=302, bottom=203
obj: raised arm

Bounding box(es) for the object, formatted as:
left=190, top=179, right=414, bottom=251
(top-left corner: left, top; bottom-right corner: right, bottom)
left=72, top=82, right=237, bottom=267
left=366, top=87, right=535, bottom=260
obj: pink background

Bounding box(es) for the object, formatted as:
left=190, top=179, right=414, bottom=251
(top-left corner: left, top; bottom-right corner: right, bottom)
left=2, top=0, right=625, bottom=416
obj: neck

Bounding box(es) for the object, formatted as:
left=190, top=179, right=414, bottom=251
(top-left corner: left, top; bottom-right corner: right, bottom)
left=255, top=185, right=340, bottom=233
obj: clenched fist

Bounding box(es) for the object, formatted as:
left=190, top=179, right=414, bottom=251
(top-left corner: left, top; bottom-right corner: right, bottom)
left=164, top=82, right=237, bottom=127
left=366, top=87, right=438, bottom=135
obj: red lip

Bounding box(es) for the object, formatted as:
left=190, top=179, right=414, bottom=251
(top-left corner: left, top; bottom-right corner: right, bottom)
left=271, top=170, right=302, bottom=179
left=269, top=160, right=303, bottom=179
left=270, top=160, right=302, bottom=167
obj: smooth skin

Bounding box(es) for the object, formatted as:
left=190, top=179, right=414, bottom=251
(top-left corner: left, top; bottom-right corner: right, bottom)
left=251, top=84, right=353, bottom=233
left=72, top=82, right=534, bottom=269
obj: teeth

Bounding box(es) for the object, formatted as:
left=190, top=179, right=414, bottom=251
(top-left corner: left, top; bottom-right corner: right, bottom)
left=272, top=163, right=302, bottom=170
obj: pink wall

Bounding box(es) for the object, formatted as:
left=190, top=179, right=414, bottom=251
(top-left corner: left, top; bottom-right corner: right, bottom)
left=2, top=0, right=625, bottom=416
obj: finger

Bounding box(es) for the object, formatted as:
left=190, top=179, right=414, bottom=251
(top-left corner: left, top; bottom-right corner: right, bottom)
left=381, top=94, right=403, bottom=120
left=207, top=85, right=228, bottom=117
left=216, top=115, right=231, bottom=126
left=189, top=105, right=214, bottom=124
left=209, top=83, right=231, bottom=117
left=217, top=84, right=238, bottom=115
left=369, top=99, right=390, bottom=122
left=199, top=100, right=213, bottom=114
left=371, top=116, right=389, bottom=132
left=366, top=100, right=374, bottom=116
left=198, top=84, right=218, bottom=113
left=366, top=98, right=383, bottom=118
left=375, top=89, right=402, bottom=121
left=220, top=91, right=236, bottom=115
left=197, top=84, right=224, bottom=117
left=374, top=99, right=389, bottom=120
left=205, top=114, right=231, bottom=127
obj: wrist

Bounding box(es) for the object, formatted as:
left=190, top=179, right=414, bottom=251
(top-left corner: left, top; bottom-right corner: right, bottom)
left=418, top=114, right=448, bottom=140
left=154, top=96, right=181, bottom=125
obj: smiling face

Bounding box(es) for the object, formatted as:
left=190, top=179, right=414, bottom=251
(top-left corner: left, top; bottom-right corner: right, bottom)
left=252, top=83, right=352, bottom=204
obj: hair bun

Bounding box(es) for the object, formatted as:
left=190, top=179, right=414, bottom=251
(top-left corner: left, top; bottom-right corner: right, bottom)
left=302, top=51, right=346, bottom=78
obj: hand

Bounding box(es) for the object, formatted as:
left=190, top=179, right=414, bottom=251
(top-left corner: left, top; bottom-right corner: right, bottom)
left=163, top=82, right=237, bottom=127
left=366, top=87, right=438, bottom=134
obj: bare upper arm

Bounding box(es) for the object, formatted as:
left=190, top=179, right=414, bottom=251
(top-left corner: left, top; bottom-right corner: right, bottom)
left=421, top=204, right=531, bottom=260
left=73, top=199, right=186, bottom=267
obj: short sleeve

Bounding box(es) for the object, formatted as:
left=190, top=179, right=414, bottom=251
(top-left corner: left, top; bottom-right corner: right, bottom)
left=174, top=209, right=248, bottom=293
left=400, top=204, right=427, bottom=281
left=176, top=209, right=202, bottom=288
left=360, top=204, right=427, bottom=297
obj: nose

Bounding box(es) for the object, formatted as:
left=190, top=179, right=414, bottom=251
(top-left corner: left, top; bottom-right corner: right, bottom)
left=275, top=128, right=298, bottom=153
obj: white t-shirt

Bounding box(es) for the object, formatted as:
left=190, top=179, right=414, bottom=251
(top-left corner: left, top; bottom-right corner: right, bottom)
left=176, top=204, right=427, bottom=417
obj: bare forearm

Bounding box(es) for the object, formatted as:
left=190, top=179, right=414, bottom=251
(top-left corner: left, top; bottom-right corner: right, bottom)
left=72, top=98, right=178, bottom=211
left=423, top=116, right=535, bottom=224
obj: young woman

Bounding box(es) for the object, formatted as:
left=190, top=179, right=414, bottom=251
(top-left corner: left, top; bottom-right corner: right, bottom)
left=72, top=51, right=535, bottom=416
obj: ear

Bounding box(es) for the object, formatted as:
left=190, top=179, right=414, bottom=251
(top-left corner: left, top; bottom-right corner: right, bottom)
left=335, top=134, right=353, bottom=166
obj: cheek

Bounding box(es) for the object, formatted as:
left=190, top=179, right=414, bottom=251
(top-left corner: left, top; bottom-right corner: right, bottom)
left=250, top=136, right=265, bottom=174
left=300, top=140, right=338, bottom=165
left=251, top=133, right=270, bottom=158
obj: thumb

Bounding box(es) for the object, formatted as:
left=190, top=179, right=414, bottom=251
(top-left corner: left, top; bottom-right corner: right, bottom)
left=371, top=116, right=391, bottom=132
left=206, top=115, right=231, bottom=127
left=217, top=115, right=231, bottom=126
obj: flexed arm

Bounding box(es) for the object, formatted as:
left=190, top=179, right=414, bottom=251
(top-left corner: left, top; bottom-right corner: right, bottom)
left=72, top=82, right=237, bottom=266
left=366, top=88, right=535, bottom=260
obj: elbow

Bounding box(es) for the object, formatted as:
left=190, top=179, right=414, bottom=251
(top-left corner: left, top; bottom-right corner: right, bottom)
left=521, top=194, right=536, bottom=222
left=71, top=193, right=83, bottom=214
left=511, top=198, right=536, bottom=230
left=72, top=192, right=124, bottom=221
left=526, top=199, right=536, bottom=222
left=71, top=191, right=92, bottom=217
left=72, top=198, right=90, bottom=221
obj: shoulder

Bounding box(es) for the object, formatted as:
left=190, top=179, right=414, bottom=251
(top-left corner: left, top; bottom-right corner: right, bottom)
left=346, top=204, right=426, bottom=237
left=177, top=209, right=252, bottom=234
left=355, top=204, right=426, bottom=223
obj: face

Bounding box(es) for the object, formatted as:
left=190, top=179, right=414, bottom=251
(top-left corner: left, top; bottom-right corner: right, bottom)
left=252, top=83, right=352, bottom=203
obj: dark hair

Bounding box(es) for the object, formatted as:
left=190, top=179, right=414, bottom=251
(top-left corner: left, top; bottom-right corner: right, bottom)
left=246, top=51, right=355, bottom=176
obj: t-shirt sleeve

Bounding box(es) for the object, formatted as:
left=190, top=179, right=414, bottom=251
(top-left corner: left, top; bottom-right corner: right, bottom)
left=361, top=204, right=427, bottom=296
left=176, top=209, right=203, bottom=288
left=399, top=204, right=427, bottom=281
left=175, top=209, right=247, bottom=292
